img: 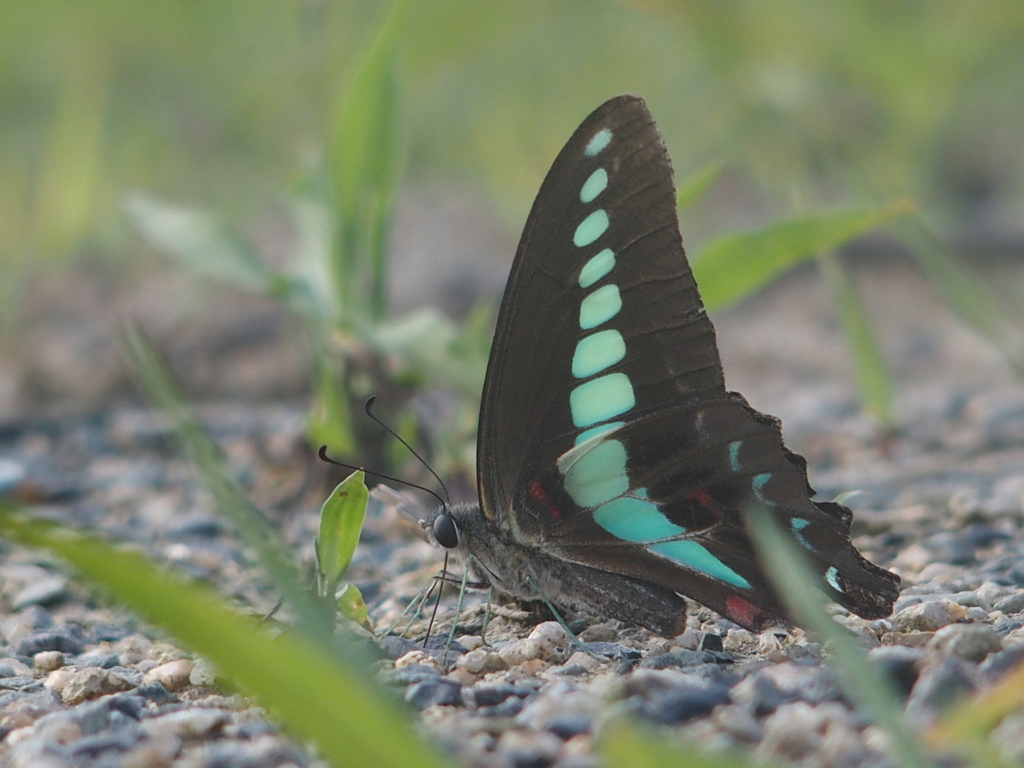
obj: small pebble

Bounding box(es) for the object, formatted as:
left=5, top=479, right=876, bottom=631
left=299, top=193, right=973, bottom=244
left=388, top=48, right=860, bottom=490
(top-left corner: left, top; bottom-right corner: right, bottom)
left=928, top=623, right=1003, bottom=663
left=890, top=599, right=966, bottom=632
left=143, top=659, right=194, bottom=692
left=455, top=648, right=508, bottom=675
left=394, top=650, right=440, bottom=671
left=140, top=708, right=230, bottom=739
left=994, top=592, right=1024, bottom=614
left=33, top=651, right=64, bottom=672
left=456, top=635, right=484, bottom=651
left=189, top=659, right=219, bottom=687
left=53, top=667, right=134, bottom=705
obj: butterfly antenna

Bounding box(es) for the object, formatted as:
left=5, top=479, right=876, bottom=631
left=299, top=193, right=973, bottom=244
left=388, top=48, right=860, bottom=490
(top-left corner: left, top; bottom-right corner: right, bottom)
left=424, top=552, right=448, bottom=644
left=363, top=396, right=451, bottom=506
left=317, top=445, right=448, bottom=512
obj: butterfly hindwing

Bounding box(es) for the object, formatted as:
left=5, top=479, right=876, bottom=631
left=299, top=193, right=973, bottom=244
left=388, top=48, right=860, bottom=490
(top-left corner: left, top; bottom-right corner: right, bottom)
left=476, top=95, right=899, bottom=633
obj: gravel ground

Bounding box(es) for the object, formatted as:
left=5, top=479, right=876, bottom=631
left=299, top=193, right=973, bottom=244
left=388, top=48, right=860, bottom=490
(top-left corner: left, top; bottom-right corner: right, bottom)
left=2, top=255, right=1024, bottom=768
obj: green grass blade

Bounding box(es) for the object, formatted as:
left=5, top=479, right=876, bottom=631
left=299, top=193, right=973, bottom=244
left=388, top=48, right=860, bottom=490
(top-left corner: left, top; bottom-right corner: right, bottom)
left=601, top=721, right=770, bottom=768
left=122, top=192, right=271, bottom=293
left=0, top=505, right=446, bottom=768
left=747, top=507, right=936, bottom=768
left=895, top=215, right=1024, bottom=373
left=121, top=325, right=335, bottom=647
left=929, top=656, right=1024, bottom=767
left=819, top=253, right=894, bottom=426
left=693, top=199, right=914, bottom=311
left=315, top=470, right=369, bottom=600
left=330, top=0, right=405, bottom=324
left=676, top=160, right=724, bottom=211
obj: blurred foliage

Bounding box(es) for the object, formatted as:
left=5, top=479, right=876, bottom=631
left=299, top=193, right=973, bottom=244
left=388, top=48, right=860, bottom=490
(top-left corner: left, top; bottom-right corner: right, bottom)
left=5, top=0, right=1024, bottom=457
left=4, top=0, right=1024, bottom=275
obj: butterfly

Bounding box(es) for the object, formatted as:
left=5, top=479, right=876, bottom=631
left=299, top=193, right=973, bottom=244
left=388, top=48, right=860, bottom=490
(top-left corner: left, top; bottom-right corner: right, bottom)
left=424, top=95, right=900, bottom=637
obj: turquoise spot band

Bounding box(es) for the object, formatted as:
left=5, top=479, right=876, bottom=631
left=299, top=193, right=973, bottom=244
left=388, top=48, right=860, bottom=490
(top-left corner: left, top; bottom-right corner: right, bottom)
left=584, top=128, right=612, bottom=156
left=578, top=249, right=615, bottom=288
left=579, top=284, right=621, bottom=329
left=563, top=439, right=628, bottom=507
left=572, top=329, right=625, bottom=379
left=650, top=540, right=751, bottom=588
left=570, top=373, right=635, bottom=427
left=580, top=168, right=608, bottom=203
left=573, top=209, right=609, bottom=248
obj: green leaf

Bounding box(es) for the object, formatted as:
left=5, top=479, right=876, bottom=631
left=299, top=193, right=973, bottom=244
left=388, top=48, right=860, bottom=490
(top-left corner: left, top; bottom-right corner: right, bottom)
left=693, top=199, right=914, bottom=311
left=746, top=507, right=934, bottom=768
left=121, top=326, right=335, bottom=647
left=330, top=1, right=405, bottom=323
left=122, top=192, right=271, bottom=293
left=315, top=470, right=368, bottom=601
left=368, top=308, right=488, bottom=397
left=306, top=358, right=357, bottom=459
left=676, top=160, right=724, bottom=211
left=0, top=506, right=445, bottom=768
left=336, top=583, right=370, bottom=629
left=819, top=253, right=894, bottom=426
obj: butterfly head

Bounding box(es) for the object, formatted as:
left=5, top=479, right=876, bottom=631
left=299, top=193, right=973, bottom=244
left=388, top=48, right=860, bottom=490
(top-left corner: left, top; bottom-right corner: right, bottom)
left=431, top=509, right=460, bottom=549
left=423, top=502, right=490, bottom=556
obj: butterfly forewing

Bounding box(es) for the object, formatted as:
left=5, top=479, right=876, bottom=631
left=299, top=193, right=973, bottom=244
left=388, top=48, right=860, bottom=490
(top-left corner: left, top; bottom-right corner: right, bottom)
left=478, top=96, right=722, bottom=523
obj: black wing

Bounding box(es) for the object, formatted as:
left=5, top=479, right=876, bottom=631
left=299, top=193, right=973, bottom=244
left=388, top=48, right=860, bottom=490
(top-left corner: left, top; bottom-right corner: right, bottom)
left=478, top=95, right=899, bottom=630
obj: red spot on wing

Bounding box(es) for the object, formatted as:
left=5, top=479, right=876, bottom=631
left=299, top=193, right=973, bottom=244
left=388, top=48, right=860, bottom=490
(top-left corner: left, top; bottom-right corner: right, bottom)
left=530, top=480, right=562, bottom=521
left=688, top=488, right=712, bottom=508
left=724, top=595, right=761, bottom=630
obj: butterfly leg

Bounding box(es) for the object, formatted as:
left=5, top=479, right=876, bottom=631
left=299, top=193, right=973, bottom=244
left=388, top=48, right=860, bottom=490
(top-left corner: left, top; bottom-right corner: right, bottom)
left=526, top=576, right=598, bottom=659
left=480, top=587, right=494, bottom=646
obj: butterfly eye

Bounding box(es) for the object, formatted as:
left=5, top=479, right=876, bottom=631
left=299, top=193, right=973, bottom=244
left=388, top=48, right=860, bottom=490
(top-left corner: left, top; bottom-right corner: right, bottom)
left=432, top=513, right=459, bottom=549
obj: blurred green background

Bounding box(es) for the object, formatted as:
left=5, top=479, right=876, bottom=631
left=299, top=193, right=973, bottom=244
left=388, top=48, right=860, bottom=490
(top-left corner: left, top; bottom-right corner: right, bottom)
left=3, top=0, right=1024, bottom=434
left=5, top=1, right=1023, bottom=272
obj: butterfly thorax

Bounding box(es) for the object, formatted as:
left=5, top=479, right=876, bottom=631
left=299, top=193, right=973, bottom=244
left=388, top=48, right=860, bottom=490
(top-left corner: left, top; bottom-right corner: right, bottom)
left=425, top=502, right=694, bottom=637
left=426, top=503, right=549, bottom=603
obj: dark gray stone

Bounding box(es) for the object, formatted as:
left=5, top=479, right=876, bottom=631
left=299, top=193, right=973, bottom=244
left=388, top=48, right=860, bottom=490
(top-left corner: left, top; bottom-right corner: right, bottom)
left=869, top=646, right=925, bottom=698
left=544, top=712, right=593, bottom=739
left=643, top=681, right=731, bottom=724
left=379, top=664, right=441, bottom=687
left=90, top=624, right=132, bottom=643
left=907, top=657, right=977, bottom=717
left=730, top=674, right=785, bottom=716
left=134, top=682, right=178, bottom=704
left=980, top=645, right=1024, bottom=685
left=405, top=679, right=463, bottom=709
left=16, top=604, right=55, bottom=631
left=15, top=628, right=85, bottom=656
left=699, top=633, right=724, bottom=652
left=994, top=616, right=1023, bottom=636
left=69, top=727, right=144, bottom=760
left=994, top=592, right=1024, bottom=614
left=464, top=683, right=529, bottom=709
left=74, top=653, right=120, bottom=669
left=479, top=696, right=526, bottom=718
left=0, top=677, right=42, bottom=692
left=639, top=650, right=729, bottom=669
left=583, top=642, right=640, bottom=660
left=377, top=635, right=417, bottom=660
